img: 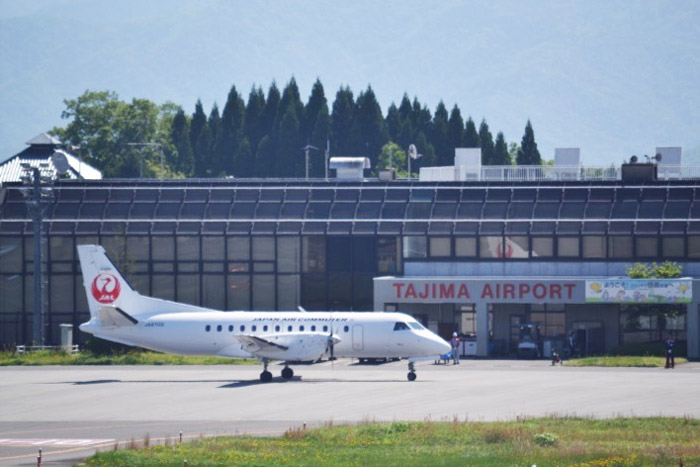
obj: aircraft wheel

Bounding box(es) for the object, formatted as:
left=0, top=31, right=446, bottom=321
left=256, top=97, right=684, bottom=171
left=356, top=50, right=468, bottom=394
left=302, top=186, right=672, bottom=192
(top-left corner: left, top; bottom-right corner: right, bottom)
left=260, top=370, right=273, bottom=382
left=407, top=371, right=417, bottom=382
left=281, top=367, right=294, bottom=379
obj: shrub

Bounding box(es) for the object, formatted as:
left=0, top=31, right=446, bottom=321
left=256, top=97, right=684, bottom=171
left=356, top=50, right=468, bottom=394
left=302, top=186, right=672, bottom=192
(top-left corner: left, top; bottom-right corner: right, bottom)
left=533, top=432, right=558, bottom=447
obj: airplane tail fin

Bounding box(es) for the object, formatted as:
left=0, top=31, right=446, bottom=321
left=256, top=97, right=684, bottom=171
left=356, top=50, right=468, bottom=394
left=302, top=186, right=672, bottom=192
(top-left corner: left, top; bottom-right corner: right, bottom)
left=77, top=244, right=141, bottom=321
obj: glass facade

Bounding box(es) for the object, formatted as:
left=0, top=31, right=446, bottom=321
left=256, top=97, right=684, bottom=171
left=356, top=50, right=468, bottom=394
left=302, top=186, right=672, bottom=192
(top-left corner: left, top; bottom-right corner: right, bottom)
left=1, top=180, right=698, bottom=346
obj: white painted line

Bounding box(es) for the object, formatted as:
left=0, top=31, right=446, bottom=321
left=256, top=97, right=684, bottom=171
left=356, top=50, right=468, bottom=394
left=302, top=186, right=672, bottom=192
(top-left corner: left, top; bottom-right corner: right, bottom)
left=0, top=438, right=114, bottom=447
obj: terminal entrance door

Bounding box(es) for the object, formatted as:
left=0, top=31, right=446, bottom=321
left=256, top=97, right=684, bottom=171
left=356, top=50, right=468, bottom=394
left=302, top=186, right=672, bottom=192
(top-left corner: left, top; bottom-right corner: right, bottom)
left=510, top=315, right=524, bottom=353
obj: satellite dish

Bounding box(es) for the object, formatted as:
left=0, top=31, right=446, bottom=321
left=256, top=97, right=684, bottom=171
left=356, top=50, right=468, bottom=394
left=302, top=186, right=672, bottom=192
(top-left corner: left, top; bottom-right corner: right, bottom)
left=630, top=155, right=638, bottom=163
left=654, top=153, right=663, bottom=162
left=51, top=151, right=70, bottom=175
left=408, top=144, right=421, bottom=160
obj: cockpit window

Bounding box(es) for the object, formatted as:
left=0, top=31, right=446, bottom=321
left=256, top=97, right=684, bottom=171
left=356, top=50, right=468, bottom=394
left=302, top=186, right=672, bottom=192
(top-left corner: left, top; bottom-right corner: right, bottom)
left=393, top=322, right=410, bottom=331
left=408, top=322, right=425, bottom=331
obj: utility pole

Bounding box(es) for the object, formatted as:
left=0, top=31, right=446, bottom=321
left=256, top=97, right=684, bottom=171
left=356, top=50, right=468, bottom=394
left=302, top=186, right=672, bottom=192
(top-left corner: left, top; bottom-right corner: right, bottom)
left=20, top=163, right=53, bottom=347
left=325, top=139, right=330, bottom=180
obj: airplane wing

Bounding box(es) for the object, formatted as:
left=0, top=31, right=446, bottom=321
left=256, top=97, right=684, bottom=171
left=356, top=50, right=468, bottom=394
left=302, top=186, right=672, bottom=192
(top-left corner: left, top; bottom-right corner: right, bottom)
left=232, top=332, right=337, bottom=362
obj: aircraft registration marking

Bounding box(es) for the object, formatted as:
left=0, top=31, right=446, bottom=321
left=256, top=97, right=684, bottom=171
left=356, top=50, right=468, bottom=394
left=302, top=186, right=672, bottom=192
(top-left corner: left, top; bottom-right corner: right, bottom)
left=0, top=438, right=114, bottom=447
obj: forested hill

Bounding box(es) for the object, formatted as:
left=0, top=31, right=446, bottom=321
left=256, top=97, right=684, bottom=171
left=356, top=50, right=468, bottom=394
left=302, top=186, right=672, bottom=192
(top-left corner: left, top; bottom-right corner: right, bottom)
left=50, top=81, right=542, bottom=179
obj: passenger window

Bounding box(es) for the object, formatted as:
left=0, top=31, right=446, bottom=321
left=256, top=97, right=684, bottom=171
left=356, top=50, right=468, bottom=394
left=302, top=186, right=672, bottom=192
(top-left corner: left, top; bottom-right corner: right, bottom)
left=263, top=325, right=268, bottom=332
left=344, top=325, right=349, bottom=332
left=275, top=325, right=280, bottom=332
left=288, top=325, right=293, bottom=332
left=300, top=325, right=305, bottom=331
left=393, top=322, right=410, bottom=331
left=240, top=325, right=245, bottom=332
left=205, top=325, right=211, bottom=332
left=252, top=325, right=257, bottom=332
left=311, top=325, right=316, bottom=332
left=323, top=325, right=328, bottom=332
left=228, top=325, right=233, bottom=332
left=217, top=325, right=222, bottom=332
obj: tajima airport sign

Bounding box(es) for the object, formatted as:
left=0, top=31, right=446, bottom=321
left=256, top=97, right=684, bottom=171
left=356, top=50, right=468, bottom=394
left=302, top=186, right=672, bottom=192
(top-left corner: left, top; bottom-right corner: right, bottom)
left=387, top=279, right=583, bottom=304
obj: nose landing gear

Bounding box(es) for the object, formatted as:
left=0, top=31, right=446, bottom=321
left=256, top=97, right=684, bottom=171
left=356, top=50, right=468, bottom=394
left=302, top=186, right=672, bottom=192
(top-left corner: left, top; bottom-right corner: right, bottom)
left=407, top=361, right=417, bottom=381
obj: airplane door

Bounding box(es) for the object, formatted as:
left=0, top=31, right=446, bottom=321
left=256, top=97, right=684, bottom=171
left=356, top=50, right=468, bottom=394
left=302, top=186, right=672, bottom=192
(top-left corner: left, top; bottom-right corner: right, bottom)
left=352, top=325, right=364, bottom=351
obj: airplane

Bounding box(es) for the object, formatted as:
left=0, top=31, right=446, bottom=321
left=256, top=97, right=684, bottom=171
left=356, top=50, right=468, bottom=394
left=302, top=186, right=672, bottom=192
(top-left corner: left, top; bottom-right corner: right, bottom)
left=76, top=245, right=451, bottom=382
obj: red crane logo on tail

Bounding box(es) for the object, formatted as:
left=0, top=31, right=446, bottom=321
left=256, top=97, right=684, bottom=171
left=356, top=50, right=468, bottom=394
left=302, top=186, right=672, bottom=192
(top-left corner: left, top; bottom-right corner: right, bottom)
left=91, top=273, right=121, bottom=304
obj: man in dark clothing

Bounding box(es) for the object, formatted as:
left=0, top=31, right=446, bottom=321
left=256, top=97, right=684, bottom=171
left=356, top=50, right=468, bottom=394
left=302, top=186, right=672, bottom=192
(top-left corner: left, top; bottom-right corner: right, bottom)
left=665, top=337, right=675, bottom=369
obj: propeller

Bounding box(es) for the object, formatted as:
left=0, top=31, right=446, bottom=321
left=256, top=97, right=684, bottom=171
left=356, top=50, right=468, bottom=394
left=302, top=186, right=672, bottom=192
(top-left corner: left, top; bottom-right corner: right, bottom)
left=326, top=325, right=337, bottom=361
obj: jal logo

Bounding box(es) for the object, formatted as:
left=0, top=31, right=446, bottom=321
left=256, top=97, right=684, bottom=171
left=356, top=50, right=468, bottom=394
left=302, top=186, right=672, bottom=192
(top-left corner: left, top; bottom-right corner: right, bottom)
left=91, top=273, right=121, bottom=304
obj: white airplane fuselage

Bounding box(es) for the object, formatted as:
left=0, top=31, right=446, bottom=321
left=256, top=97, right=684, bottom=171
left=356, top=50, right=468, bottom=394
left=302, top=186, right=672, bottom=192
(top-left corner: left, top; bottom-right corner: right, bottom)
left=76, top=244, right=451, bottom=375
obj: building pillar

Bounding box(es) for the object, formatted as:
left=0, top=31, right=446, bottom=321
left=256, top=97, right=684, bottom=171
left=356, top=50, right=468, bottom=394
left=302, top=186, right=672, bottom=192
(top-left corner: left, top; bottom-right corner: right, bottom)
left=688, top=301, right=699, bottom=360
left=476, top=302, right=489, bottom=357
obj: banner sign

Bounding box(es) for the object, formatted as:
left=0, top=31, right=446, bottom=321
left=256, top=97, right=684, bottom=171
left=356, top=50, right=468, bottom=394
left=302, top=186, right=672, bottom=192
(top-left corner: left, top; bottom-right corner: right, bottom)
left=585, top=279, right=692, bottom=304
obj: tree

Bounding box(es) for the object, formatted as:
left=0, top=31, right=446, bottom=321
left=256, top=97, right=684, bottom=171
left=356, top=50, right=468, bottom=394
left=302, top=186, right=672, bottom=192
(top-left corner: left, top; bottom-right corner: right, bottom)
left=243, top=86, right=266, bottom=157
left=330, top=86, right=355, bottom=155
left=432, top=101, right=450, bottom=166
left=170, top=109, right=194, bottom=175
left=478, top=119, right=495, bottom=165
left=302, top=78, right=327, bottom=145
left=464, top=117, right=480, bottom=148
left=310, top=105, right=330, bottom=177
left=219, top=86, right=245, bottom=175
left=275, top=107, right=301, bottom=176
left=376, top=142, right=407, bottom=177
left=447, top=105, right=465, bottom=155
left=493, top=132, right=511, bottom=165
left=189, top=100, right=207, bottom=175
left=234, top=137, right=255, bottom=178
left=348, top=85, right=387, bottom=167
left=254, top=135, right=274, bottom=177
left=385, top=103, right=401, bottom=143
left=516, top=120, right=541, bottom=165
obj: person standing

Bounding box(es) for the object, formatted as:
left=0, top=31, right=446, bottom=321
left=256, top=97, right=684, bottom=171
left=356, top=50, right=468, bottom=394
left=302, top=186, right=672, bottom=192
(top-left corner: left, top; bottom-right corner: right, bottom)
left=665, top=336, right=675, bottom=369
left=451, top=332, right=461, bottom=365
left=568, top=331, right=576, bottom=358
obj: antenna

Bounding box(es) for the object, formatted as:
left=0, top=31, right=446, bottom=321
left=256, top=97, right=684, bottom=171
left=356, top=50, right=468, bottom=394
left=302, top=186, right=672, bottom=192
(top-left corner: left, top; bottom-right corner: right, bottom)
left=51, top=151, right=70, bottom=175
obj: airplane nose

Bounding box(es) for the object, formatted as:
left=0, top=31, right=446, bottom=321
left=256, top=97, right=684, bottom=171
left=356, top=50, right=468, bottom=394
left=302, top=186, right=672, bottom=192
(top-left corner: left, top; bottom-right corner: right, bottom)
left=430, top=336, right=451, bottom=355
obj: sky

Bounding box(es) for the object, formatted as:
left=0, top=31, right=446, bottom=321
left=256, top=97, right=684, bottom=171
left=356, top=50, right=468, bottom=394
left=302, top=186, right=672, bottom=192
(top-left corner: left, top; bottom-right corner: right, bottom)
left=1, top=0, right=699, bottom=165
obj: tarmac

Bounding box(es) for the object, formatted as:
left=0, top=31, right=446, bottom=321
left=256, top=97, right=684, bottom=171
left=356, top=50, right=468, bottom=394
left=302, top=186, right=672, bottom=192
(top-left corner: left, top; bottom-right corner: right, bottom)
left=1, top=359, right=699, bottom=466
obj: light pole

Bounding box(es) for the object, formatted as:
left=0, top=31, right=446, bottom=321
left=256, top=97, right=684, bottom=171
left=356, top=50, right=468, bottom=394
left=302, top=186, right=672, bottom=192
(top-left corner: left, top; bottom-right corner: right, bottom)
left=127, top=142, right=163, bottom=178
left=20, top=163, right=54, bottom=347
left=302, top=143, right=319, bottom=180
left=407, top=144, right=422, bottom=180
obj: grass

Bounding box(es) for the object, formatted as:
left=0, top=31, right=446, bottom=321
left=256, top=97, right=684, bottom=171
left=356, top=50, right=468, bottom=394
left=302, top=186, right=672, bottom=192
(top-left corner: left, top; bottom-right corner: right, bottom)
left=0, top=349, right=257, bottom=366
left=565, top=356, right=688, bottom=367
left=82, top=417, right=700, bottom=466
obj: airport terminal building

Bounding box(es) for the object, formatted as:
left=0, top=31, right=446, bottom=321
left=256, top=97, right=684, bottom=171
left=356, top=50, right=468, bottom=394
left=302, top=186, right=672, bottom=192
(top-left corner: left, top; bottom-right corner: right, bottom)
left=1, top=153, right=699, bottom=359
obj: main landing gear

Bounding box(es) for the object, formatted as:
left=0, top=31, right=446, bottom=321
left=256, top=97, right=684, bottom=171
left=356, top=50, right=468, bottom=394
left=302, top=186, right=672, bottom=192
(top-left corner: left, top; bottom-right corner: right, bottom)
left=260, top=360, right=272, bottom=382
left=407, top=361, right=417, bottom=381
left=259, top=361, right=295, bottom=382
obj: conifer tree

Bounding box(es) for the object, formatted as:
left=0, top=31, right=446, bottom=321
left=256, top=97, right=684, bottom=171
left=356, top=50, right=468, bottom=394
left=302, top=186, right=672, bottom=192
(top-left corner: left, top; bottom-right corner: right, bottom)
left=348, top=86, right=387, bottom=167
left=398, top=94, right=412, bottom=126
left=516, top=120, right=541, bottom=165
left=244, top=86, right=266, bottom=156
left=478, top=119, right=495, bottom=165
left=464, top=117, right=480, bottom=148
left=302, top=78, right=327, bottom=145
left=219, top=86, right=245, bottom=175
left=234, top=137, right=255, bottom=177
left=189, top=100, right=207, bottom=175
left=447, top=105, right=465, bottom=155
left=493, top=131, right=511, bottom=165
left=330, top=86, right=355, bottom=155
left=261, top=82, right=280, bottom=140
left=170, top=109, right=193, bottom=175
left=206, top=105, right=221, bottom=175
left=432, top=101, right=449, bottom=166
left=397, top=119, right=413, bottom=152
left=310, top=105, right=330, bottom=177
left=255, top=135, right=274, bottom=177
left=276, top=107, right=301, bottom=176
left=385, top=103, right=400, bottom=142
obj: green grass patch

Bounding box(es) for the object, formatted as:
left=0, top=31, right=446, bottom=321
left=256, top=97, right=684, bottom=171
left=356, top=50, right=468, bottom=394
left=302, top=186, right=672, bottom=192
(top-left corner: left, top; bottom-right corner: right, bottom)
left=82, top=417, right=700, bottom=466
left=565, top=356, right=688, bottom=367
left=0, top=350, right=257, bottom=366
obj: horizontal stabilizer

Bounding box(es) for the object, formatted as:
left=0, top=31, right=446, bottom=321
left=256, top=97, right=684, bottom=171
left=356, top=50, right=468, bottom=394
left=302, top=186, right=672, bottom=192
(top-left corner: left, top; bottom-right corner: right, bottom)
left=98, top=306, right=138, bottom=327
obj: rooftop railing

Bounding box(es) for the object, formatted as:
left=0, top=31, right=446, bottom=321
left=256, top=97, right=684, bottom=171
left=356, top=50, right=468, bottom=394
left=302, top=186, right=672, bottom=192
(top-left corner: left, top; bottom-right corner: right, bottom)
left=451, top=165, right=700, bottom=182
